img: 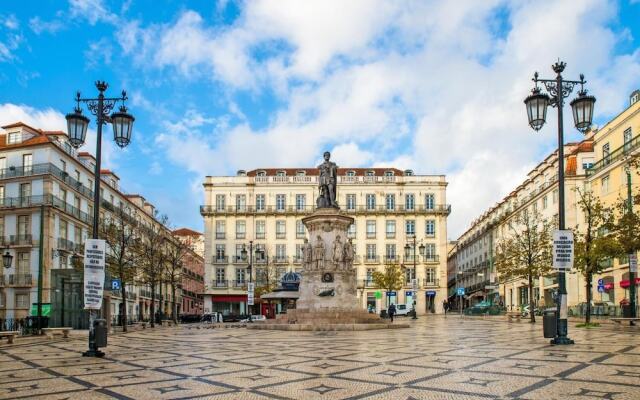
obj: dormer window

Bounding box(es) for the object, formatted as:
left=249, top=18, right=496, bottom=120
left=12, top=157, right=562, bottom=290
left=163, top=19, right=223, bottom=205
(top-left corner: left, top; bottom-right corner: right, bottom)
left=296, top=170, right=306, bottom=176
left=366, top=170, right=375, bottom=176
left=404, top=169, right=413, bottom=176
left=7, top=132, right=20, bottom=144
left=276, top=170, right=286, bottom=177
left=346, top=170, right=356, bottom=177
left=257, top=170, right=266, bottom=177
left=384, top=170, right=394, bottom=177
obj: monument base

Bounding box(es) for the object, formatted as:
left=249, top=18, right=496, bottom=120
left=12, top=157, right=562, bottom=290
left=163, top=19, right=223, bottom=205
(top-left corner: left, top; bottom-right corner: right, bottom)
left=247, top=308, right=410, bottom=331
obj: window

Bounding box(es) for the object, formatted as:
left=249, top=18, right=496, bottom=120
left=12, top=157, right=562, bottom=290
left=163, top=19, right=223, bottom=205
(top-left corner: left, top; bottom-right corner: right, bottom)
left=385, top=220, right=396, bottom=238
left=256, top=194, right=265, bottom=211
left=385, top=194, right=395, bottom=211
left=0, top=216, right=3, bottom=237
left=0, top=186, right=4, bottom=201
left=366, top=268, right=375, bottom=283
left=624, top=128, right=632, bottom=152
left=17, top=252, right=29, bottom=275
left=366, top=170, right=375, bottom=176
left=295, top=194, right=306, bottom=211
left=0, top=157, right=5, bottom=172
left=346, top=194, right=356, bottom=211
left=384, top=170, right=394, bottom=177
left=235, top=220, right=246, bottom=239
left=366, top=244, right=377, bottom=261
left=601, top=175, right=610, bottom=194
left=346, top=170, right=356, bottom=177
left=215, top=244, right=226, bottom=261
left=75, top=170, right=80, bottom=182
left=425, top=194, right=434, bottom=210
left=7, top=132, right=20, bottom=144
left=366, top=220, right=376, bottom=238
left=235, top=268, right=246, bottom=284
left=256, top=220, right=266, bottom=239
left=276, top=244, right=287, bottom=261
left=74, top=225, right=81, bottom=247
left=296, top=220, right=305, bottom=238
left=216, top=268, right=225, bottom=284
left=405, top=194, right=415, bottom=210
left=20, top=182, right=31, bottom=200
left=60, top=189, right=67, bottom=203
left=59, top=220, right=68, bottom=240
left=295, top=243, right=303, bottom=261
left=424, top=243, right=436, bottom=259
left=276, top=170, right=286, bottom=177
left=235, top=244, right=244, bottom=261
left=385, top=244, right=396, bottom=261
left=405, top=267, right=415, bottom=284
left=425, top=220, right=435, bottom=236
left=17, top=215, right=30, bottom=236
left=405, top=220, right=415, bottom=235
left=542, top=195, right=548, bottom=209
left=215, top=194, right=226, bottom=211
left=296, top=170, right=306, bottom=176
left=366, top=194, right=376, bottom=210
left=552, top=189, right=558, bottom=204
left=425, top=268, right=436, bottom=284
left=276, top=220, right=286, bottom=239
left=236, top=195, right=246, bottom=211
left=22, top=154, right=32, bottom=173
left=347, top=223, right=356, bottom=238
left=276, top=194, right=286, bottom=211
left=603, top=143, right=611, bottom=164
left=15, top=293, right=29, bottom=309
left=215, top=220, right=225, bottom=239
left=257, top=170, right=266, bottom=177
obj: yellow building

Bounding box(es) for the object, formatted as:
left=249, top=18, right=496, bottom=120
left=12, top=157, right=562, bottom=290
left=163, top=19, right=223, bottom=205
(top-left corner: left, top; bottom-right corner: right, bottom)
left=586, top=90, right=640, bottom=305
left=200, top=168, right=450, bottom=316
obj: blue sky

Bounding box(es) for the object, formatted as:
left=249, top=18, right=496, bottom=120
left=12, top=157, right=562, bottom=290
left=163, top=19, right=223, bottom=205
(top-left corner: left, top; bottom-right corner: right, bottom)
left=1, top=0, right=639, bottom=237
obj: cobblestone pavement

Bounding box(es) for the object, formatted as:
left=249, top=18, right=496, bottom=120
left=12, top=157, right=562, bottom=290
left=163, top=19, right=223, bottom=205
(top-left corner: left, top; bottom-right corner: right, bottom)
left=0, top=316, right=639, bottom=399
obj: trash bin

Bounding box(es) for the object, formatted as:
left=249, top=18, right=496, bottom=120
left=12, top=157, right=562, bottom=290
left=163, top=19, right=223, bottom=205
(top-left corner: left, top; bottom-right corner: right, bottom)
left=94, top=319, right=108, bottom=348
left=622, top=305, right=633, bottom=318
left=380, top=310, right=388, bottom=319
left=543, top=309, right=557, bottom=339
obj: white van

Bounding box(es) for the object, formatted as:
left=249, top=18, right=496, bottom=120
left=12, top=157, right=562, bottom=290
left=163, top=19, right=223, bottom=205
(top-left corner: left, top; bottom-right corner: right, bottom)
left=394, top=304, right=409, bottom=316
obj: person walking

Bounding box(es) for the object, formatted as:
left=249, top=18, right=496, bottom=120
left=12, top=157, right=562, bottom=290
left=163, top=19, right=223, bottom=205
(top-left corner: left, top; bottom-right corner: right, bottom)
left=388, top=303, right=396, bottom=323
left=443, top=299, right=448, bottom=315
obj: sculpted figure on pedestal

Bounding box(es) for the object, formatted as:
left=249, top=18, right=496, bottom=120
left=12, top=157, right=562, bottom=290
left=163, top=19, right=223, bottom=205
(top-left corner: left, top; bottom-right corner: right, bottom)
left=302, top=238, right=313, bottom=271
left=317, top=151, right=338, bottom=208
left=332, top=235, right=344, bottom=269
left=343, top=238, right=354, bottom=270
left=313, top=235, right=325, bottom=270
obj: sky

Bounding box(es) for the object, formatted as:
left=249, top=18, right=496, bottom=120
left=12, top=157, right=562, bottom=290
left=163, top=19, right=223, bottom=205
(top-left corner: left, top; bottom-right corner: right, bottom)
left=1, top=0, right=639, bottom=238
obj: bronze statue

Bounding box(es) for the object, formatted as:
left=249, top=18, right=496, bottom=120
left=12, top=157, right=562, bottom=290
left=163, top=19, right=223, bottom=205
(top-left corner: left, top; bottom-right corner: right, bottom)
left=317, top=151, right=338, bottom=208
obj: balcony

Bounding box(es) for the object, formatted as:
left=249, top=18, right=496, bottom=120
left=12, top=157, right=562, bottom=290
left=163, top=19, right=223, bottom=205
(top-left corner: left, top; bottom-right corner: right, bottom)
left=292, top=257, right=303, bottom=264
left=276, top=232, right=287, bottom=239
left=213, top=280, right=229, bottom=288
left=366, top=232, right=376, bottom=239
left=200, top=203, right=452, bottom=217
left=587, top=136, right=640, bottom=177
left=0, top=163, right=94, bottom=198
left=215, top=232, right=225, bottom=239
left=423, top=255, right=439, bottom=263
left=403, top=255, right=418, bottom=263
left=0, top=194, right=93, bottom=225
left=359, top=279, right=376, bottom=288
left=274, top=256, right=289, bottom=264
left=386, top=232, right=396, bottom=239
left=364, top=256, right=380, bottom=264
left=57, top=238, right=75, bottom=252
left=9, top=234, right=34, bottom=246
left=233, top=256, right=248, bottom=264
left=384, top=255, right=399, bottom=263
left=236, top=233, right=246, bottom=239
left=231, top=280, right=247, bottom=289
left=423, top=278, right=440, bottom=288
left=6, top=274, right=33, bottom=286
left=213, top=256, right=228, bottom=264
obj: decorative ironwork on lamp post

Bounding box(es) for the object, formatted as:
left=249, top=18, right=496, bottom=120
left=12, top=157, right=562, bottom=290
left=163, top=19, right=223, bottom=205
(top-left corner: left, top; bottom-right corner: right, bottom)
left=404, top=235, right=425, bottom=319
left=66, top=81, right=135, bottom=357
left=524, top=60, right=596, bottom=345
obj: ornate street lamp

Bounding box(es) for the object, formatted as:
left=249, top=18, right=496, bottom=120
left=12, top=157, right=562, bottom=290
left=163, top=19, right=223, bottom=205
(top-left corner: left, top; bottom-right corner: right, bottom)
left=2, top=251, right=13, bottom=269
left=66, top=81, right=134, bottom=358
left=524, top=61, right=596, bottom=345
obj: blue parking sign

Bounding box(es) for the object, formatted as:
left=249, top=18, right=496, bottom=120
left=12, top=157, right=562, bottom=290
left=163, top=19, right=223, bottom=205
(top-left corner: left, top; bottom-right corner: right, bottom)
left=457, top=287, right=465, bottom=296
left=597, top=278, right=604, bottom=286
left=111, top=279, right=121, bottom=290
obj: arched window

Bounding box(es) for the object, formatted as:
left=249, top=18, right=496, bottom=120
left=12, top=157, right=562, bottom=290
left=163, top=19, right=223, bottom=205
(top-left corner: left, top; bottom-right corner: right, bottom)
left=366, top=170, right=375, bottom=176
left=276, top=170, right=286, bottom=177
left=346, top=170, right=356, bottom=177
left=296, top=170, right=306, bottom=176
left=257, top=170, right=266, bottom=177
left=384, top=170, right=394, bottom=177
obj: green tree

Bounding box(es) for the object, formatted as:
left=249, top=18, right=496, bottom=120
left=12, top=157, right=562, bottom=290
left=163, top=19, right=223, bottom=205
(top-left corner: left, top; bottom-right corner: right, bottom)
left=495, top=210, right=553, bottom=323
left=573, top=188, right=622, bottom=324
left=101, top=205, right=140, bottom=332
left=372, top=263, right=404, bottom=308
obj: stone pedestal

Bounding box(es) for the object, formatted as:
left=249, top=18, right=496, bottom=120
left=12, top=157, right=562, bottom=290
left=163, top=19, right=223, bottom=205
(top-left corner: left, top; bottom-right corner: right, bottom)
left=249, top=207, right=408, bottom=331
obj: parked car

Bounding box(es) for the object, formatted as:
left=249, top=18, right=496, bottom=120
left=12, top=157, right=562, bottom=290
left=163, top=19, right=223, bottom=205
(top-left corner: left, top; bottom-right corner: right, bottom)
left=240, top=315, right=267, bottom=322
left=201, top=313, right=222, bottom=323
left=464, top=301, right=502, bottom=316
left=394, top=304, right=410, bottom=316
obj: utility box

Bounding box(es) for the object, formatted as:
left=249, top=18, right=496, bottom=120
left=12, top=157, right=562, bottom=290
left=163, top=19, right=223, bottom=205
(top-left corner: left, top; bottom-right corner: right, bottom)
left=543, top=309, right=557, bottom=339
left=94, top=319, right=108, bottom=348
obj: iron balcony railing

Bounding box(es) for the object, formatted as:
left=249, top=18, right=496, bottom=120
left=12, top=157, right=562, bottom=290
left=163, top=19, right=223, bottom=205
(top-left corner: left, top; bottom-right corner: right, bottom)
left=364, top=255, right=380, bottom=264
left=587, top=135, right=640, bottom=177
left=6, top=274, right=33, bottom=286
left=0, top=194, right=93, bottom=225
left=0, top=163, right=94, bottom=198
left=423, top=278, right=440, bottom=287
left=274, top=256, right=289, bottom=264
left=359, top=279, right=376, bottom=287
left=200, top=203, right=452, bottom=216
left=57, top=238, right=75, bottom=252
left=423, top=255, right=439, bottom=263
left=231, top=280, right=247, bottom=289
left=213, top=256, right=228, bottom=264
left=384, top=255, right=399, bottom=263
left=9, top=234, right=34, bottom=246
left=213, top=280, right=229, bottom=288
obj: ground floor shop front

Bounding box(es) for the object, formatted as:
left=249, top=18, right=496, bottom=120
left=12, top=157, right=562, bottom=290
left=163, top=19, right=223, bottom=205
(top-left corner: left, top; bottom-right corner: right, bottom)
left=357, top=289, right=446, bottom=314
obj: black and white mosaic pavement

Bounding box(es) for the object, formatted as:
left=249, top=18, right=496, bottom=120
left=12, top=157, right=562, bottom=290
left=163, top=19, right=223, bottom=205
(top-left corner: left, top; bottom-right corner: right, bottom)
left=0, top=316, right=639, bottom=399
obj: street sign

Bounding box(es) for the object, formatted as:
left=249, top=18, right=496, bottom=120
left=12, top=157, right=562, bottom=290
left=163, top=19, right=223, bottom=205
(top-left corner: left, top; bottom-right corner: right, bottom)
left=597, top=278, right=604, bottom=286
left=405, top=291, right=413, bottom=296
left=457, top=287, right=465, bottom=296
left=597, top=285, right=605, bottom=293
left=111, top=279, right=121, bottom=291
left=630, top=254, right=637, bottom=273
left=386, top=291, right=397, bottom=296
left=247, top=282, right=255, bottom=306
left=411, top=279, right=417, bottom=290
left=553, top=230, right=574, bottom=269
left=83, top=239, right=106, bottom=310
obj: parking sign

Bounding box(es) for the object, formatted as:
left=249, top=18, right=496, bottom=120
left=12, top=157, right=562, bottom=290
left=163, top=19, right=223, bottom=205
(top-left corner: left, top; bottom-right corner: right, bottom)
left=457, top=287, right=465, bottom=296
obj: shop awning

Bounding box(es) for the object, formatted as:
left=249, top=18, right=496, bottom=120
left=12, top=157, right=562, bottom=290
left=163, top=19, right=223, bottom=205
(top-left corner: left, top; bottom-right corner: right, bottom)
left=212, top=295, right=247, bottom=302
left=620, top=278, right=640, bottom=288
left=260, top=291, right=299, bottom=300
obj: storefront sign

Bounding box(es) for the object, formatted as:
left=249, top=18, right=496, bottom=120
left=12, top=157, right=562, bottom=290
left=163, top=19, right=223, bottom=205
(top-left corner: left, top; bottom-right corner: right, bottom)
left=83, top=239, right=106, bottom=310
left=426, top=290, right=436, bottom=296
left=247, top=283, right=255, bottom=306
left=553, top=230, right=574, bottom=269
left=386, top=291, right=397, bottom=296
left=630, top=254, right=637, bottom=273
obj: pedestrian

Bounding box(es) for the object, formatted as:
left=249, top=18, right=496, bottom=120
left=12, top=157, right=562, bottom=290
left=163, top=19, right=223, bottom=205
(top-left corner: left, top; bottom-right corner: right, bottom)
left=388, top=303, right=396, bottom=323
left=443, top=299, right=448, bottom=315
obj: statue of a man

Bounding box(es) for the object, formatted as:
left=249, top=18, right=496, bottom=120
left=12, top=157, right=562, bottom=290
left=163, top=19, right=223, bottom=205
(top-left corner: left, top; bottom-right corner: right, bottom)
left=332, top=235, right=344, bottom=266
left=313, top=235, right=325, bottom=270
left=317, top=151, right=338, bottom=208
left=302, top=238, right=313, bottom=270
left=343, top=238, right=354, bottom=269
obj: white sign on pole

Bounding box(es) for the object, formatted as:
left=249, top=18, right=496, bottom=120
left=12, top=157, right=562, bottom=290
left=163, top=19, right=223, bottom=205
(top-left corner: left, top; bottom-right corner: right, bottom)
left=553, top=230, right=574, bottom=270
left=83, top=239, right=106, bottom=310
left=247, top=282, right=255, bottom=306
left=630, top=254, right=637, bottom=273
left=411, top=279, right=418, bottom=290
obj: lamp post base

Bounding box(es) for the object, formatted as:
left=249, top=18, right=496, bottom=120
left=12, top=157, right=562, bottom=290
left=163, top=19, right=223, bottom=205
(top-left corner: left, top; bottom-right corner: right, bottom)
left=550, top=336, right=574, bottom=345
left=82, top=349, right=105, bottom=357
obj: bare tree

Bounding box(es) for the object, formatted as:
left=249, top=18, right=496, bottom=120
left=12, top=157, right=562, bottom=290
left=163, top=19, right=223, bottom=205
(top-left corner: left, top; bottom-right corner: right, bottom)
left=138, top=213, right=169, bottom=328
left=495, top=210, right=553, bottom=323
left=164, top=234, right=189, bottom=324
left=101, top=205, right=140, bottom=332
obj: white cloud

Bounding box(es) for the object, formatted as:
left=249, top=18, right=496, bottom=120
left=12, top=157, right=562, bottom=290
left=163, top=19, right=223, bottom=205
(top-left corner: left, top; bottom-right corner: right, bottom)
left=140, top=0, right=640, bottom=238
left=29, top=16, right=64, bottom=35
left=68, top=0, right=117, bottom=25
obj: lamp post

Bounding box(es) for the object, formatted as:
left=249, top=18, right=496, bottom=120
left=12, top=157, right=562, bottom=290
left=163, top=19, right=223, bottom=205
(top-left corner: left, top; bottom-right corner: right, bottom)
left=404, top=235, right=425, bottom=319
left=2, top=251, right=13, bottom=269
left=524, top=61, right=595, bottom=345
left=66, top=81, right=135, bottom=357
left=624, top=164, right=637, bottom=320
left=241, top=241, right=262, bottom=322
